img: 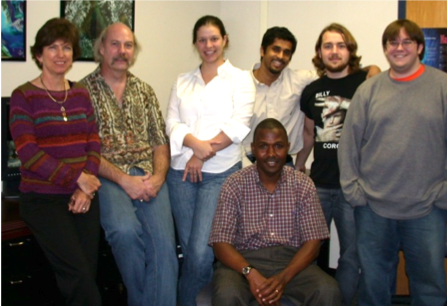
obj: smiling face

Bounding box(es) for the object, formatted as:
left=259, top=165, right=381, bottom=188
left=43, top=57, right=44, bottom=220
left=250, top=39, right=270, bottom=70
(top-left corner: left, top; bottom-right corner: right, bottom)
left=384, top=27, right=423, bottom=78
left=251, top=127, right=290, bottom=180
left=100, top=23, right=135, bottom=74
left=194, top=24, right=227, bottom=66
left=36, top=39, right=73, bottom=76
left=319, top=31, right=350, bottom=78
left=260, top=38, right=293, bottom=75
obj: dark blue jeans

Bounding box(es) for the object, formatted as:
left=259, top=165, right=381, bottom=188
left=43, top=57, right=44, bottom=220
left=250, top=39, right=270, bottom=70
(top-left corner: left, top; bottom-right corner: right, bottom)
left=316, top=187, right=358, bottom=306
left=167, top=162, right=241, bottom=306
left=355, top=204, right=447, bottom=306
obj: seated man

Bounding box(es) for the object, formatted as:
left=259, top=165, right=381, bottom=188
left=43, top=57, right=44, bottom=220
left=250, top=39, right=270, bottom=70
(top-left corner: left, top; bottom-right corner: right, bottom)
left=209, top=118, right=341, bottom=306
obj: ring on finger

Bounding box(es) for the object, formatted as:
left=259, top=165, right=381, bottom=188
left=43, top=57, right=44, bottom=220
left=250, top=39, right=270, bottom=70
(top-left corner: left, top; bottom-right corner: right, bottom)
left=82, top=207, right=86, bottom=211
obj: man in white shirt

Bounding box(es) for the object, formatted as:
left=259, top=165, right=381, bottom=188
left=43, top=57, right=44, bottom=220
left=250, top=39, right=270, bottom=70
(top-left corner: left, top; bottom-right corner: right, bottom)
left=244, top=27, right=379, bottom=168
left=243, top=27, right=317, bottom=166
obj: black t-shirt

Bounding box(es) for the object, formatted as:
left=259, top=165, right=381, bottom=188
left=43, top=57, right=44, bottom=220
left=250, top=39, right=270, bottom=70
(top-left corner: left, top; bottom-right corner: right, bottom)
left=300, top=70, right=367, bottom=188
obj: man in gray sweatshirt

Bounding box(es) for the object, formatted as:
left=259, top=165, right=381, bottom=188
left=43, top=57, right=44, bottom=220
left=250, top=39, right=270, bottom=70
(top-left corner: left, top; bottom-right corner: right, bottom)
left=338, top=19, right=447, bottom=306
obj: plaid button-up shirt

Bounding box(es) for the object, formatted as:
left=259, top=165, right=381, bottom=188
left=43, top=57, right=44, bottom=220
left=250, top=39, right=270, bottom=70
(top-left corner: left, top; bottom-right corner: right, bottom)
left=209, top=165, right=329, bottom=251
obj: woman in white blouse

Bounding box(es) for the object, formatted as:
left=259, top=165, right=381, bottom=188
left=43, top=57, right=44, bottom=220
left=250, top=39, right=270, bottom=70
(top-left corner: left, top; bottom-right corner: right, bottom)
left=166, top=15, right=255, bottom=306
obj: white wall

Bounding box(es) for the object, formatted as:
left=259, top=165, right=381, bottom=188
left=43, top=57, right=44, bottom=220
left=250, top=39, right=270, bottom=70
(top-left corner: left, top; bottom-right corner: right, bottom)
left=2, top=1, right=397, bottom=115
left=222, top=1, right=397, bottom=72
left=1, top=0, right=220, bottom=116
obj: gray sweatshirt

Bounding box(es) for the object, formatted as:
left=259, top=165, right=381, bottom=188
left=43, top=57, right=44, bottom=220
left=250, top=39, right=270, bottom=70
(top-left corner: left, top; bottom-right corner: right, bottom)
left=338, top=66, right=447, bottom=219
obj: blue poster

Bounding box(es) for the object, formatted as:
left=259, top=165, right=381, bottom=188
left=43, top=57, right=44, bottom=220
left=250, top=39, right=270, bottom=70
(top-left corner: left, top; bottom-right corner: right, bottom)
left=1, top=0, right=26, bottom=60
left=422, top=28, right=447, bottom=73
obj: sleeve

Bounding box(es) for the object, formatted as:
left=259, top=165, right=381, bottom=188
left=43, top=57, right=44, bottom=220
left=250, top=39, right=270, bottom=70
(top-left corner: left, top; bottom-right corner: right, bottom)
left=297, top=174, right=330, bottom=242
left=208, top=177, right=240, bottom=246
left=82, top=91, right=101, bottom=175
left=165, top=79, right=193, bottom=157
left=435, top=78, right=447, bottom=206
left=218, top=70, right=255, bottom=144
left=337, top=87, right=368, bottom=207
left=300, top=85, right=314, bottom=119
left=144, top=83, right=169, bottom=148
left=9, top=89, right=82, bottom=189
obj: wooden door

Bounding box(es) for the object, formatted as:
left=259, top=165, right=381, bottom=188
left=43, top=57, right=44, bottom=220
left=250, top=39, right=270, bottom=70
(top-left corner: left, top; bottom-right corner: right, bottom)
left=396, top=2, right=447, bottom=295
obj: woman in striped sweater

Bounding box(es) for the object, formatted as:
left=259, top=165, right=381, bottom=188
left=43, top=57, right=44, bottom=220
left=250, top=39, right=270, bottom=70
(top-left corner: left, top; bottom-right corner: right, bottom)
left=9, top=18, right=102, bottom=305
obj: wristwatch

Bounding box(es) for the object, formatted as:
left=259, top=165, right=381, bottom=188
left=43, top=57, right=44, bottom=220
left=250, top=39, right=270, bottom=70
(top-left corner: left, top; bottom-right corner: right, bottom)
left=242, top=265, right=254, bottom=277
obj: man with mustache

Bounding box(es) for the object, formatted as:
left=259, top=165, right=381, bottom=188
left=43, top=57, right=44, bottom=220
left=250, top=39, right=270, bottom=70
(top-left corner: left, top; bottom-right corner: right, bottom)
left=209, top=118, right=341, bottom=306
left=295, top=23, right=372, bottom=306
left=81, top=23, right=178, bottom=306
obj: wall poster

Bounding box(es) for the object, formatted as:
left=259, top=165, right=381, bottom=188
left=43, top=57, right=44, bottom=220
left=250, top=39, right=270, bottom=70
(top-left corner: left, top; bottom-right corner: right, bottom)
left=61, top=0, right=135, bottom=61
left=422, top=28, right=447, bottom=73
left=1, top=0, right=26, bottom=61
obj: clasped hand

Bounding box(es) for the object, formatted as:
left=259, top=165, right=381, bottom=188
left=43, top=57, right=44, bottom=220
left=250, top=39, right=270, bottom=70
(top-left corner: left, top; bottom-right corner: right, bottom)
left=192, top=139, right=221, bottom=161
left=68, top=189, right=91, bottom=214
left=248, top=269, right=288, bottom=306
left=77, top=172, right=101, bottom=199
left=183, top=155, right=204, bottom=182
left=122, top=172, right=162, bottom=202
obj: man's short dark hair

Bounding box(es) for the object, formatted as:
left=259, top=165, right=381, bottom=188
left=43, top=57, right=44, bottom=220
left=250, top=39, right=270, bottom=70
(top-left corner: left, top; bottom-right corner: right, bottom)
left=261, top=27, right=297, bottom=58
left=253, top=118, right=288, bottom=143
left=382, top=19, right=425, bottom=60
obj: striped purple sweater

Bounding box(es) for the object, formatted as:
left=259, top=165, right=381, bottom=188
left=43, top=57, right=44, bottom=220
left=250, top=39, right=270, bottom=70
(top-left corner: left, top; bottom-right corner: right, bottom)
left=9, top=82, right=101, bottom=194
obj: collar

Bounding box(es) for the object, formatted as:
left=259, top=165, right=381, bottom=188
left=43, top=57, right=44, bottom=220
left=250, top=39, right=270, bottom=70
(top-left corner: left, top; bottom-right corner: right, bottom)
left=250, top=62, right=285, bottom=86
left=193, top=59, right=231, bottom=80
left=92, top=65, right=137, bottom=85
left=252, top=164, right=287, bottom=193
left=392, top=64, right=425, bottom=82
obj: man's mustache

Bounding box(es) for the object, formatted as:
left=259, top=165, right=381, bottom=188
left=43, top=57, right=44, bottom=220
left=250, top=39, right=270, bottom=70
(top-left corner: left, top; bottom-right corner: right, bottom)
left=112, top=56, right=130, bottom=64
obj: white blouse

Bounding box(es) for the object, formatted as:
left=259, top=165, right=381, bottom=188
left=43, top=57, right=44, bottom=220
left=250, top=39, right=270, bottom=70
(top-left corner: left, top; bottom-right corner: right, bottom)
left=166, top=60, right=255, bottom=173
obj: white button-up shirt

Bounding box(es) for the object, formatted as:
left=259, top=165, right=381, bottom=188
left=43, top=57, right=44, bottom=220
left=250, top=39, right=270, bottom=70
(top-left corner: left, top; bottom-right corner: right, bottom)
left=243, top=63, right=317, bottom=155
left=166, top=60, right=255, bottom=173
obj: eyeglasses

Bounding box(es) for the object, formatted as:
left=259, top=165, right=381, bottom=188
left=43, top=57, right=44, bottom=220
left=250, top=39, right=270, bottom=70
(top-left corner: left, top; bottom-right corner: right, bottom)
left=386, top=40, right=415, bottom=49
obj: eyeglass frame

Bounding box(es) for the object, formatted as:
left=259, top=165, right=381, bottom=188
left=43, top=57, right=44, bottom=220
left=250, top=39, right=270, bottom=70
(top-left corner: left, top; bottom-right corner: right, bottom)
left=386, top=39, right=416, bottom=49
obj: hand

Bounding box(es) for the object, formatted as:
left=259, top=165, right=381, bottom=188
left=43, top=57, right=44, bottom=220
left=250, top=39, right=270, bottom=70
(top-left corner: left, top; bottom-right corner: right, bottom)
left=182, top=155, right=204, bottom=182
left=68, top=189, right=91, bottom=214
left=257, top=273, right=288, bottom=305
left=192, top=139, right=220, bottom=161
left=121, top=172, right=151, bottom=201
left=366, top=65, right=381, bottom=79
left=77, top=172, right=101, bottom=198
left=316, top=124, right=343, bottom=142
left=297, top=165, right=306, bottom=173
left=246, top=269, right=269, bottom=305
left=143, top=174, right=163, bottom=198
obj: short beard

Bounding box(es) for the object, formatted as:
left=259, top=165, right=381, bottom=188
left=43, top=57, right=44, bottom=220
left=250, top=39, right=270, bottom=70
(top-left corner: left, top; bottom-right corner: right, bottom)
left=268, top=67, right=282, bottom=75
left=325, top=62, right=349, bottom=73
